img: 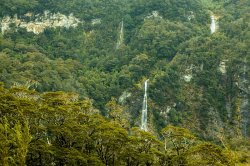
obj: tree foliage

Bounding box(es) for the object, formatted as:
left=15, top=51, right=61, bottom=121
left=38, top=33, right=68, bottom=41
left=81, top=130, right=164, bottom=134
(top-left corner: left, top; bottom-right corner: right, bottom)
left=0, top=0, right=249, bottom=164
left=0, top=85, right=238, bottom=165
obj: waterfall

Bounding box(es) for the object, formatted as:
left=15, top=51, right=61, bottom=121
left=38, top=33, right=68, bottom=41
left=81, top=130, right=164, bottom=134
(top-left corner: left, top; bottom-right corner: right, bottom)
left=47, top=137, right=51, bottom=145
left=240, top=57, right=249, bottom=137
left=116, top=20, right=124, bottom=49
left=141, top=79, right=149, bottom=131
left=46, top=132, right=51, bottom=145
left=241, top=95, right=249, bottom=136
left=210, top=15, right=216, bottom=34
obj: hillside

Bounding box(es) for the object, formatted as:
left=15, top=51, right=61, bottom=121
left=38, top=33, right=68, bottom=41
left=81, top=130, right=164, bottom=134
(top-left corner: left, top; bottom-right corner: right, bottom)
left=0, top=0, right=250, bottom=165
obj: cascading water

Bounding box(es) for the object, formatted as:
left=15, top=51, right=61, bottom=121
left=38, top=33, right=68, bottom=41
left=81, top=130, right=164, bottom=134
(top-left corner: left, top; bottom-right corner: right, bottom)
left=240, top=57, right=249, bottom=137
left=116, top=20, right=124, bottom=49
left=210, top=15, right=216, bottom=34
left=141, top=79, right=149, bottom=131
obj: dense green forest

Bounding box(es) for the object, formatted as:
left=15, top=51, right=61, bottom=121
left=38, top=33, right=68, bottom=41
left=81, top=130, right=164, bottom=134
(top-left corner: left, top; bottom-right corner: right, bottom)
left=0, top=0, right=250, bottom=165
left=0, top=85, right=245, bottom=165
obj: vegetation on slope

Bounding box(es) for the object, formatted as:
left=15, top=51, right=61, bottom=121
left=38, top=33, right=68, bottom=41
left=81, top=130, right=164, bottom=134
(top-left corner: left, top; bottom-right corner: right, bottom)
left=0, top=85, right=247, bottom=165
left=0, top=0, right=249, bottom=164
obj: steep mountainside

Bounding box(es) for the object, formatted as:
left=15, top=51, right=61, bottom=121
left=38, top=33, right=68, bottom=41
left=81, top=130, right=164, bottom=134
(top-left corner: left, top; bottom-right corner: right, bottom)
left=0, top=0, right=249, bottom=140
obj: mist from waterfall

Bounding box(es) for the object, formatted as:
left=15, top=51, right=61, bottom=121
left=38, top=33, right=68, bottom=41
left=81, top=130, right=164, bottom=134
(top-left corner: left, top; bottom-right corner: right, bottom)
left=141, top=80, right=149, bottom=131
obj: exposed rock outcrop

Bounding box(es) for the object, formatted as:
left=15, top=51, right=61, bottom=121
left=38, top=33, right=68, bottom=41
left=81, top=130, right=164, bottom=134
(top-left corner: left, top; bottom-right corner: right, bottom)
left=1, top=11, right=82, bottom=34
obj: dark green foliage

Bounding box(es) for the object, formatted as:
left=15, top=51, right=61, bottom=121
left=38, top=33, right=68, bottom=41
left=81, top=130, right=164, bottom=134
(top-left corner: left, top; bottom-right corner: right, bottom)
left=0, top=0, right=249, bottom=164
left=0, top=85, right=236, bottom=165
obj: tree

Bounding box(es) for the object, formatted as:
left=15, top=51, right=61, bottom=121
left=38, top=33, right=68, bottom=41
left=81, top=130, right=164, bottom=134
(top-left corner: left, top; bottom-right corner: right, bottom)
left=106, top=98, right=130, bottom=130
left=0, top=118, right=31, bottom=166
left=161, top=125, right=196, bottom=165
left=187, top=142, right=233, bottom=166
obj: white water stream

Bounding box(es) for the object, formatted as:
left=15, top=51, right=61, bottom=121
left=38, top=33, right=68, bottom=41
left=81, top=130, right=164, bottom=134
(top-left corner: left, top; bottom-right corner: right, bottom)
left=116, top=20, right=124, bottom=49
left=141, top=80, right=149, bottom=131
left=240, top=58, right=249, bottom=136
left=210, top=15, right=216, bottom=34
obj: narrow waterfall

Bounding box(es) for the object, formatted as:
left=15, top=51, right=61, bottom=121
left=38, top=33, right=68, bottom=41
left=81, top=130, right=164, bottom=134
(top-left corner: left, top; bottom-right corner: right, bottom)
left=241, top=95, right=249, bottom=136
left=46, top=132, right=51, bottom=145
left=210, top=15, right=216, bottom=34
left=116, top=20, right=124, bottom=49
left=141, top=79, right=149, bottom=131
left=240, top=57, right=249, bottom=137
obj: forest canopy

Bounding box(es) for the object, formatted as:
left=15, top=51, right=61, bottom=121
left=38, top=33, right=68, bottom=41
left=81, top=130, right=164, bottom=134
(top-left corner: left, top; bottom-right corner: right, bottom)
left=0, top=0, right=250, bottom=165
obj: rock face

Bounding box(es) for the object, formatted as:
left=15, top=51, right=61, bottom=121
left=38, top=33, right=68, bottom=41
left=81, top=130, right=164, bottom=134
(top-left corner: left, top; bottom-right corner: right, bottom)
left=219, top=60, right=227, bottom=74
left=145, top=11, right=163, bottom=20
left=186, top=11, right=195, bottom=21
left=91, top=18, right=101, bottom=25
left=119, top=91, right=131, bottom=104
left=183, top=64, right=195, bottom=82
left=1, top=11, right=81, bottom=34
left=183, top=74, right=193, bottom=82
